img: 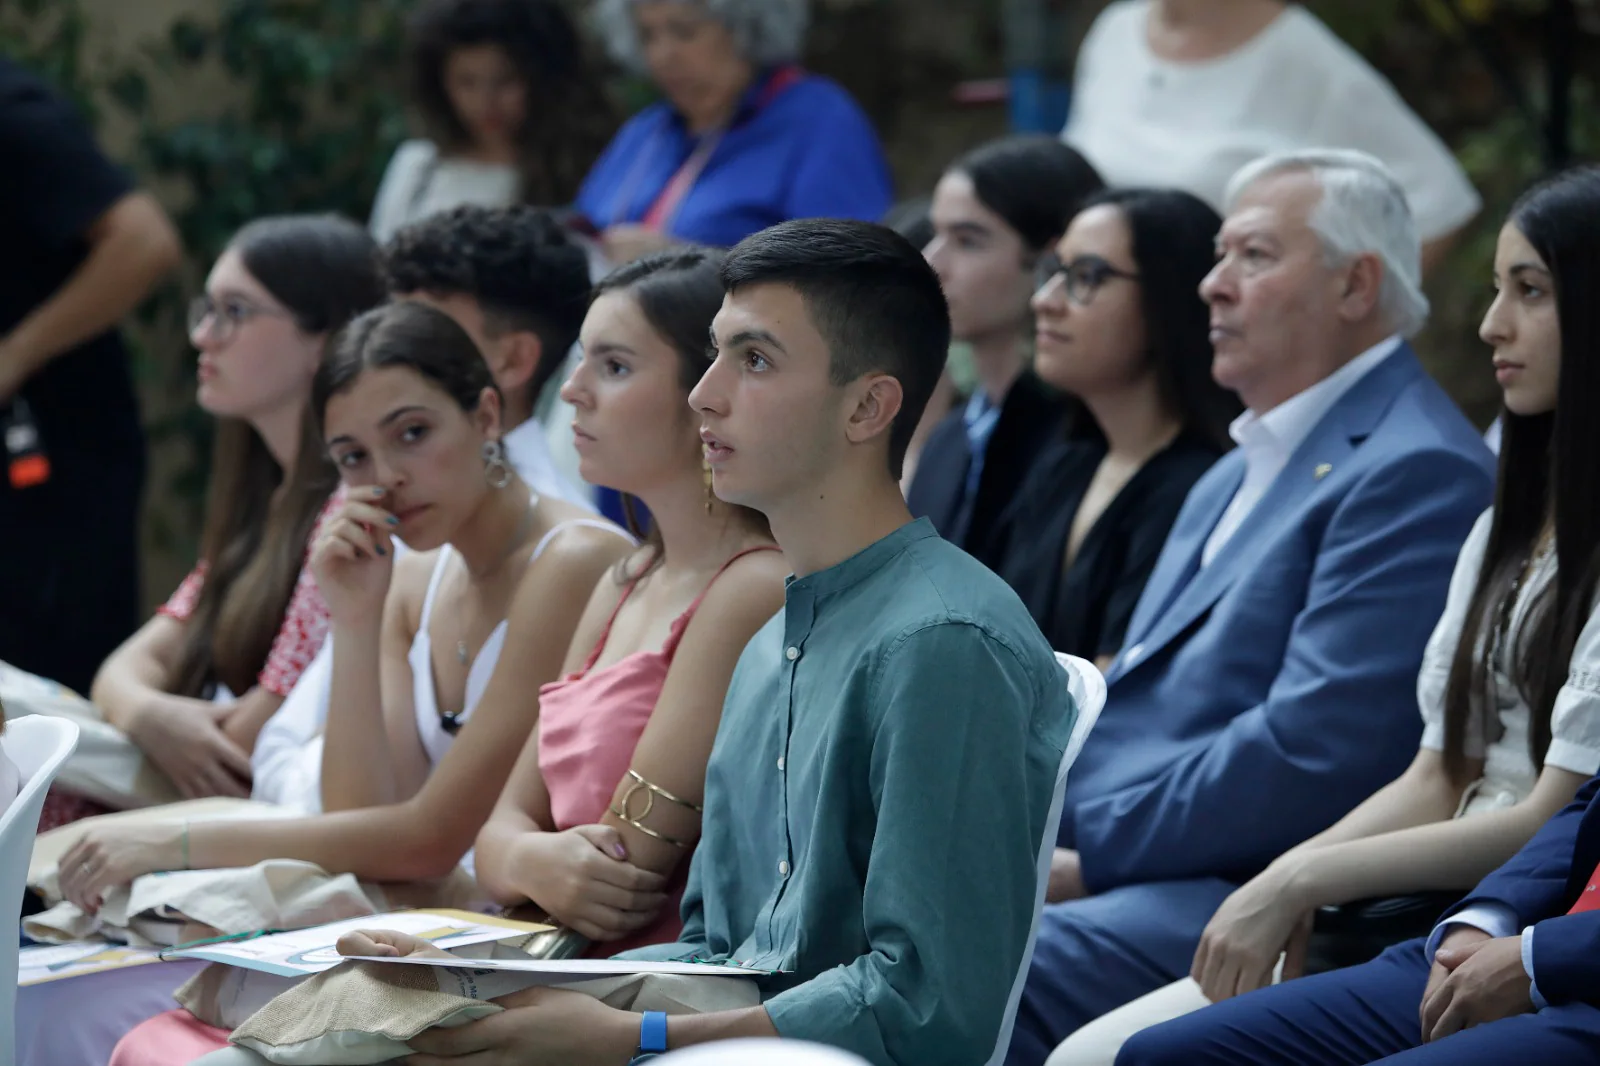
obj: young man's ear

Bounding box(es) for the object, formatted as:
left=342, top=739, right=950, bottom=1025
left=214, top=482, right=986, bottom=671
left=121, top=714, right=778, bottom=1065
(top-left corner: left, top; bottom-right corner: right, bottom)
left=492, top=330, right=545, bottom=399
left=843, top=374, right=905, bottom=449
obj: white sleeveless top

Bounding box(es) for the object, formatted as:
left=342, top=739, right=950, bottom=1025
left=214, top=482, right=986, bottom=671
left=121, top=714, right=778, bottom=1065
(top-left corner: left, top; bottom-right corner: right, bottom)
left=408, top=515, right=626, bottom=766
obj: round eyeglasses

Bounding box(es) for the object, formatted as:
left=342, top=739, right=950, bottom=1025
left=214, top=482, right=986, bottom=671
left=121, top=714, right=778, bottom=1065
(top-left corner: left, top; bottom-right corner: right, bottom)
left=187, top=294, right=292, bottom=341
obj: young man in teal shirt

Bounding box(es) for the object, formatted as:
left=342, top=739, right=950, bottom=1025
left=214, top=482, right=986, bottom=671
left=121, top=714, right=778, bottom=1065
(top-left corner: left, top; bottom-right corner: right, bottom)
left=345, top=219, right=1076, bottom=1066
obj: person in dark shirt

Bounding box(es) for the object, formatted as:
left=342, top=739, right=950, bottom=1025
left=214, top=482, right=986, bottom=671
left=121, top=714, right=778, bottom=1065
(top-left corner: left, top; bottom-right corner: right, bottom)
left=992, top=189, right=1239, bottom=666
left=908, top=135, right=1103, bottom=565
left=0, top=59, right=181, bottom=695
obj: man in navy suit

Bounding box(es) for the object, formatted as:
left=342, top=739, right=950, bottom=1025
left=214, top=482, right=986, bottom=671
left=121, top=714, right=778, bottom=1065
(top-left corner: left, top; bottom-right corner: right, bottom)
left=1119, top=775, right=1600, bottom=1063
left=1007, top=149, right=1496, bottom=1065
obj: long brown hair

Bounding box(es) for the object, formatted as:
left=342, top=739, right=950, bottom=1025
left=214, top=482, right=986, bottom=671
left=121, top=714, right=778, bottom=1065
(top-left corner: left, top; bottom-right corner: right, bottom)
left=1441, top=166, right=1600, bottom=785
left=173, top=216, right=386, bottom=698
left=591, top=249, right=771, bottom=582
left=408, top=0, right=616, bottom=206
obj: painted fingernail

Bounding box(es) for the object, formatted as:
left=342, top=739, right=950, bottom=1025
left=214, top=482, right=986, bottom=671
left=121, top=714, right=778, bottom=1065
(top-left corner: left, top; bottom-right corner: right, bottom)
left=371, top=486, right=386, bottom=497
left=611, top=844, right=627, bottom=859
left=387, top=515, right=400, bottom=525
left=376, top=545, right=387, bottom=556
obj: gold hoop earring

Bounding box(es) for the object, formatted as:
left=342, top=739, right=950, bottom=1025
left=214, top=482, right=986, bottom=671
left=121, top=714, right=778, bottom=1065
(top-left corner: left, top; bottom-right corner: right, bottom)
left=482, top=439, right=512, bottom=489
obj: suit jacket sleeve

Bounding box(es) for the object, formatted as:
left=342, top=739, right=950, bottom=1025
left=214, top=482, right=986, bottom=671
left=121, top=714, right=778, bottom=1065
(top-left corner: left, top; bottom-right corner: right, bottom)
left=1443, top=776, right=1599, bottom=922
left=1072, top=448, right=1490, bottom=889
left=1440, top=776, right=1600, bottom=1006
left=1530, top=911, right=1600, bottom=1007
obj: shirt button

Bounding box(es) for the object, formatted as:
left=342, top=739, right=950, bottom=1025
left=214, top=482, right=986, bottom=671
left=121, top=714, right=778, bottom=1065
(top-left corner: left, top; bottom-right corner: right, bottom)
left=785, top=646, right=800, bottom=662
left=776, top=757, right=785, bottom=771
left=778, top=860, right=790, bottom=877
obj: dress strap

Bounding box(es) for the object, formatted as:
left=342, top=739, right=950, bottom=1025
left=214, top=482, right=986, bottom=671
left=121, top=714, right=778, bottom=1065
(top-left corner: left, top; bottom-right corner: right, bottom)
left=661, top=545, right=783, bottom=658
left=529, top=517, right=634, bottom=563
left=577, top=570, right=646, bottom=675
left=417, top=547, right=454, bottom=630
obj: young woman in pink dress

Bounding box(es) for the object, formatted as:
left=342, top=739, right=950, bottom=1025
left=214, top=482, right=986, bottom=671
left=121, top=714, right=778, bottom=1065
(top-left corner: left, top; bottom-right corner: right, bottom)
left=474, top=247, right=787, bottom=952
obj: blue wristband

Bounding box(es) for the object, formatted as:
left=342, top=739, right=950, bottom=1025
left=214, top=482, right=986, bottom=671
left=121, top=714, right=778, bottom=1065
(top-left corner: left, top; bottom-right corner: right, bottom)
left=636, top=1010, right=668, bottom=1058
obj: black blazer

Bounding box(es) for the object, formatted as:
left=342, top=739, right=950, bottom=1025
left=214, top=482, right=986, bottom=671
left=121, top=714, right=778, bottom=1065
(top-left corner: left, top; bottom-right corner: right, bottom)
left=905, top=371, right=1066, bottom=568
left=991, top=429, right=1224, bottom=660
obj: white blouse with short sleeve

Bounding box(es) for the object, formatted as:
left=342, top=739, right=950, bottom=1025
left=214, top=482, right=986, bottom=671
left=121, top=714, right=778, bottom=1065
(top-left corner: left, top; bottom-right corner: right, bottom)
left=368, top=139, right=520, bottom=244
left=1062, top=1, right=1481, bottom=242
left=1418, top=509, right=1600, bottom=814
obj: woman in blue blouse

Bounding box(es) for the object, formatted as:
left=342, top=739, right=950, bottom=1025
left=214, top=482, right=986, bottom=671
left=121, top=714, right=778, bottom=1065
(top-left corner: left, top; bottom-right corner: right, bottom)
left=579, top=0, right=893, bottom=263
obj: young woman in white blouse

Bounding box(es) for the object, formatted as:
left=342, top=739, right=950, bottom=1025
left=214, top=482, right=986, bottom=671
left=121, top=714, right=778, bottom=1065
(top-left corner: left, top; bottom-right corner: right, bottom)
left=1061, top=0, right=1480, bottom=273
left=368, top=0, right=614, bottom=242
left=1048, top=164, right=1600, bottom=1065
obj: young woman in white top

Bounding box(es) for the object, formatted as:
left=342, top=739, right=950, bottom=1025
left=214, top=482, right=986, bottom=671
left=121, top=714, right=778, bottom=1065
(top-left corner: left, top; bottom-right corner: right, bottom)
left=368, top=0, right=614, bottom=242
left=1047, top=164, right=1600, bottom=1066
left=1061, top=0, right=1480, bottom=273
left=58, top=300, right=634, bottom=908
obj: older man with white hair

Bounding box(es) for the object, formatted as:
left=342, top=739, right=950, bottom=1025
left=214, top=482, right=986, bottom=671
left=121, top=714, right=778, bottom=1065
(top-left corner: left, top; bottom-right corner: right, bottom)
left=1005, top=149, right=1495, bottom=1066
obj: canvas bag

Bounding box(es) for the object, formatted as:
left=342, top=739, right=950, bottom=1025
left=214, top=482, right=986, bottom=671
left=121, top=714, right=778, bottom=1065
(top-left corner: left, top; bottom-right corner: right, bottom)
left=0, top=659, right=181, bottom=808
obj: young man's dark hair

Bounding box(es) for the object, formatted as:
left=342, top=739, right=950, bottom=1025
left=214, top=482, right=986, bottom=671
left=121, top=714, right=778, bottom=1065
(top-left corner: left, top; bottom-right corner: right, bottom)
left=720, top=218, right=952, bottom=479
left=381, top=204, right=591, bottom=401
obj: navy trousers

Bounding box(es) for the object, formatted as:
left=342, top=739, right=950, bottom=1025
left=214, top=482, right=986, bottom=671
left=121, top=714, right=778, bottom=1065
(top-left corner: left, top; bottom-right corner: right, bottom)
left=1117, top=937, right=1600, bottom=1066
left=1007, top=878, right=1237, bottom=1066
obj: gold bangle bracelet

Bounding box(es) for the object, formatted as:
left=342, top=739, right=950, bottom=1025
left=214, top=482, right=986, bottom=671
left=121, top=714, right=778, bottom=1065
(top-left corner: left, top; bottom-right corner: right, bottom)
left=621, top=768, right=704, bottom=813
left=607, top=804, right=696, bottom=848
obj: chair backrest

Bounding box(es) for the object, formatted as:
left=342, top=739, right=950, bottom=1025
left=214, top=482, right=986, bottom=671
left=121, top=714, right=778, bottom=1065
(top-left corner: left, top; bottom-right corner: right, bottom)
left=985, top=653, right=1106, bottom=1066
left=0, top=717, right=79, bottom=1066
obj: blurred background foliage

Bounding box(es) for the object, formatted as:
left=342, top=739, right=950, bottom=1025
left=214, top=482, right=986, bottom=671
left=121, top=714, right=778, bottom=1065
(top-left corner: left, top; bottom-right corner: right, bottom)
left=1, top=0, right=1596, bottom=600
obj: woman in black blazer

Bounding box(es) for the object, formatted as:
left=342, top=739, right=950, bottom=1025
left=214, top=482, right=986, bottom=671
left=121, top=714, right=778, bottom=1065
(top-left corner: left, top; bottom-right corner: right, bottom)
left=992, top=188, right=1241, bottom=665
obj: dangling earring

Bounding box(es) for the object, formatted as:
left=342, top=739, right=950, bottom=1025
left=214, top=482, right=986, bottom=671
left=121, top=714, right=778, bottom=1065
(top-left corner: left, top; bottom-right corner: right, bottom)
left=482, top=439, right=512, bottom=489
left=703, top=456, right=715, bottom=514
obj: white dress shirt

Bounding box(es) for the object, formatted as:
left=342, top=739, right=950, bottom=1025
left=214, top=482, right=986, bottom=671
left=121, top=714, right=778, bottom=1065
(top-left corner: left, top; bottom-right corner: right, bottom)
left=502, top=411, right=593, bottom=511
left=1201, top=335, right=1403, bottom=566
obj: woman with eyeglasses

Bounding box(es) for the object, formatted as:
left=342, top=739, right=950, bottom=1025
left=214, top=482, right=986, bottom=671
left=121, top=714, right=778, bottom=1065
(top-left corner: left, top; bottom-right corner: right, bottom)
left=909, top=135, right=1105, bottom=566
left=63, top=216, right=386, bottom=823
left=991, top=189, right=1240, bottom=668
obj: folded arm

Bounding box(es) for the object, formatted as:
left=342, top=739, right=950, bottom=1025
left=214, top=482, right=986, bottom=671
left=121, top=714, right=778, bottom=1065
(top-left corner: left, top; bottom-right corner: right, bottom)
left=1285, top=758, right=1590, bottom=909
left=477, top=551, right=785, bottom=930
left=1, top=191, right=180, bottom=389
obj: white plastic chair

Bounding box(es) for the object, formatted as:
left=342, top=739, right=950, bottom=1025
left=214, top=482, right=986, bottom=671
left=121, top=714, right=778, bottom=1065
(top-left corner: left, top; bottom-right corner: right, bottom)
left=1, top=716, right=80, bottom=1066
left=985, top=653, right=1107, bottom=1066
left=655, top=1040, right=870, bottom=1065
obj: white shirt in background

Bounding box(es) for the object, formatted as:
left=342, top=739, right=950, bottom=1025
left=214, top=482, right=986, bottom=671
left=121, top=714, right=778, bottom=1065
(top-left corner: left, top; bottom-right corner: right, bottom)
left=368, top=139, right=520, bottom=244
left=1202, top=335, right=1401, bottom=566
left=1063, top=2, right=1481, bottom=241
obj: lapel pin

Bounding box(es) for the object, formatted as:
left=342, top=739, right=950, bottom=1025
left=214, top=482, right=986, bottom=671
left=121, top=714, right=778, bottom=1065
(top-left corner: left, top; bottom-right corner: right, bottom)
left=1314, top=463, right=1333, bottom=480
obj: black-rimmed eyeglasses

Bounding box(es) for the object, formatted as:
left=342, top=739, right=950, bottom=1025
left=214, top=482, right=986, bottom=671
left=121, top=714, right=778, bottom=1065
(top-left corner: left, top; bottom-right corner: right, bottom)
left=1034, top=253, right=1141, bottom=306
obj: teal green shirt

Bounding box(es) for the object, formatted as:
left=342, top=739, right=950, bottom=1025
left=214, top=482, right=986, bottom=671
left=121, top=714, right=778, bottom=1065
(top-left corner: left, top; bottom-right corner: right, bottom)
left=621, top=519, right=1075, bottom=1065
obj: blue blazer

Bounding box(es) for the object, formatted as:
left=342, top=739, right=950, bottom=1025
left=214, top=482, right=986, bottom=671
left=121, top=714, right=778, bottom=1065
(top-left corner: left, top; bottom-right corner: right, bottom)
left=1444, top=775, right=1600, bottom=1008
left=1062, top=346, right=1495, bottom=891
